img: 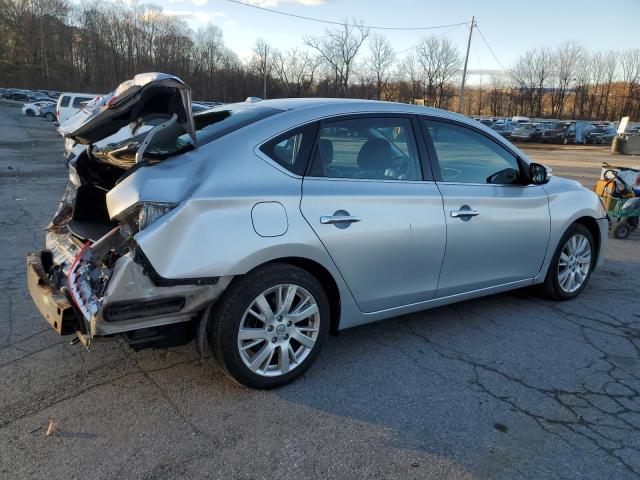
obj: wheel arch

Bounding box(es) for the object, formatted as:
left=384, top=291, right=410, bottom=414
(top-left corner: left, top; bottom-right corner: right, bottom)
left=573, top=216, right=601, bottom=264
left=229, top=256, right=342, bottom=334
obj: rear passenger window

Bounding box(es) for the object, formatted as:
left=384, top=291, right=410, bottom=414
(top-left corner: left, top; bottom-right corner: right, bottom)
left=309, top=117, right=421, bottom=180
left=423, top=120, right=522, bottom=185
left=72, top=97, right=92, bottom=108
left=260, top=123, right=317, bottom=175
left=60, top=96, right=70, bottom=107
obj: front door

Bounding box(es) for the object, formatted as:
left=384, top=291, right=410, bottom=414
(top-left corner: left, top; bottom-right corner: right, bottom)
left=301, top=116, right=446, bottom=313
left=421, top=118, right=550, bottom=297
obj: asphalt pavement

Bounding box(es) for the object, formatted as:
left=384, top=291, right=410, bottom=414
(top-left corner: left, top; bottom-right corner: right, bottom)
left=0, top=103, right=639, bottom=479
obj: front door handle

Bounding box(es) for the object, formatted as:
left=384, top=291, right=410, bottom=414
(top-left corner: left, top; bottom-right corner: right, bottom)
left=320, top=215, right=362, bottom=225
left=450, top=208, right=479, bottom=218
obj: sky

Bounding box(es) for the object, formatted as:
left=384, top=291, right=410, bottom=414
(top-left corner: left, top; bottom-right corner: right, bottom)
left=158, top=0, right=640, bottom=83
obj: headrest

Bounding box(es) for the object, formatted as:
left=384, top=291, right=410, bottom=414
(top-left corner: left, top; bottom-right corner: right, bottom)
left=318, top=139, right=333, bottom=166
left=357, top=138, right=393, bottom=171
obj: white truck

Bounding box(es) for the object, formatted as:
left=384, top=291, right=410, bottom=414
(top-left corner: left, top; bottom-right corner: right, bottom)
left=56, top=92, right=100, bottom=123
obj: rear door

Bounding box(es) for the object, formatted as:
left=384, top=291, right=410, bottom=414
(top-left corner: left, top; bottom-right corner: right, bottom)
left=421, top=118, right=550, bottom=297
left=300, top=115, right=446, bottom=313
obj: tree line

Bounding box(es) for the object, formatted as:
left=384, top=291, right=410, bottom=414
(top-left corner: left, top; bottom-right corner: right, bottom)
left=1, top=0, right=638, bottom=121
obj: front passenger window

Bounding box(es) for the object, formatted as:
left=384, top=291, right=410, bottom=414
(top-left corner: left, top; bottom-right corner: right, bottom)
left=423, top=120, right=522, bottom=185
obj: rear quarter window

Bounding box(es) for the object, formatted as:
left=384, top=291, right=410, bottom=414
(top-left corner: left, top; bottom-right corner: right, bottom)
left=60, top=96, right=70, bottom=107
left=259, top=123, right=318, bottom=175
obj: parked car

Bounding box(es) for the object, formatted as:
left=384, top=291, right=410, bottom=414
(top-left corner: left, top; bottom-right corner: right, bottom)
left=56, top=92, right=100, bottom=123
left=22, top=99, right=55, bottom=116
left=586, top=127, right=617, bottom=144
left=9, top=89, right=30, bottom=101
left=510, top=123, right=543, bottom=142
left=542, top=122, right=570, bottom=143
left=27, top=73, right=608, bottom=389
left=39, top=103, right=57, bottom=122
left=491, top=123, right=515, bottom=138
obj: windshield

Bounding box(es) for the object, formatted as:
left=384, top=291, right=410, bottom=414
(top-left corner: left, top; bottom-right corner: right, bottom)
left=92, top=103, right=282, bottom=166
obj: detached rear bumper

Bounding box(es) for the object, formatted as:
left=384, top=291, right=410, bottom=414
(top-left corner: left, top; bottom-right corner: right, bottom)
left=26, top=251, right=83, bottom=336
left=28, top=243, right=233, bottom=342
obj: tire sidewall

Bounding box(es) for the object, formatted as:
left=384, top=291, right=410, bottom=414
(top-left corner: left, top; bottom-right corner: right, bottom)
left=614, top=222, right=630, bottom=239
left=546, top=224, right=595, bottom=300
left=211, top=264, right=330, bottom=389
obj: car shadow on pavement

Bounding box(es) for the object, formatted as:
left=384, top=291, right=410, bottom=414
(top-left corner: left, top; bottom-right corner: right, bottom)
left=270, top=255, right=640, bottom=478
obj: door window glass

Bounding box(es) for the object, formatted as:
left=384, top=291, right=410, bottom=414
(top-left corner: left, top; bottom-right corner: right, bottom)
left=423, top=120, right=522, bottom=185
left=60, top=96, right=70, bottom=107
left=72, top=97, right=92, bottom=108
left=309, top=117, right=421, bottom=180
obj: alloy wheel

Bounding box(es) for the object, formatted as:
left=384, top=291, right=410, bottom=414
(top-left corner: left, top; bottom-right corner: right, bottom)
left=557, top=234, right=592, bottom=293
left=236, top=284, right=320, bottom=377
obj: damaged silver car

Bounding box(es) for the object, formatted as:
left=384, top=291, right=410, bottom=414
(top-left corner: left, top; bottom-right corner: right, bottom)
left=27, top=73, right=609, bottom=389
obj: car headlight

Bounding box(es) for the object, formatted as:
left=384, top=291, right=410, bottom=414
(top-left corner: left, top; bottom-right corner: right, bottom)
left=120, top=202, right=177, bottom=233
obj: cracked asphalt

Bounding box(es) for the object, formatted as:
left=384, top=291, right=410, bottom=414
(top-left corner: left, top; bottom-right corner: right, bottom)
left=0, top=102, right=639, bottom=479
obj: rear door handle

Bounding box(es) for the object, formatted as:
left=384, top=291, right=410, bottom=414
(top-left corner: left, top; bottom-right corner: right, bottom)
left=450, top=209, right=479, bottom=218
left=320, top=215, right=362, bottom=225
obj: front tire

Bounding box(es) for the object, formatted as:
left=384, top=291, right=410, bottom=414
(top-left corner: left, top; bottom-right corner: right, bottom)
left=45, top=112, right=55, bottom=122
left=542, top=223, right=595, bottom=300
left=209, top=263, right=330, bottom=389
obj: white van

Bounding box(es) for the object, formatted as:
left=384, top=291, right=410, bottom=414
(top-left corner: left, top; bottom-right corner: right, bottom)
left=56, top=92, right=100, bottom=123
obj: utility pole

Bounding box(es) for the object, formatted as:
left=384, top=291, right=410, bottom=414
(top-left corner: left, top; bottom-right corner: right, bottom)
left=457, top=16, right=475, bottom=114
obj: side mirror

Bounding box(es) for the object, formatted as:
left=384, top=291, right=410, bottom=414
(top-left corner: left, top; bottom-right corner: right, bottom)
left=529, top=163, right=551, bottom=185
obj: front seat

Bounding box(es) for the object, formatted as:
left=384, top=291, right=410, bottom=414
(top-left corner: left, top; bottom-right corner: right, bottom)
left=356, top=138, right=394, bottom=179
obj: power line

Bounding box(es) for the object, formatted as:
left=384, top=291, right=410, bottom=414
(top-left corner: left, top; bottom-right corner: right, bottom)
left=475, top=24, right=506, bottom=71
left=396, top=24, right=466, bottom=55
left=225, top=0, right=470, bottom=31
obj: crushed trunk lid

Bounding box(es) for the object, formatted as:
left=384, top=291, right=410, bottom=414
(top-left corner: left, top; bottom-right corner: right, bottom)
left=58, top=72, right=196, bottom=146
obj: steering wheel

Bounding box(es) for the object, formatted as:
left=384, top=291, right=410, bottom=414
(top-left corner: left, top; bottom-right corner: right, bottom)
left=387, top=155, right=410, bottom=179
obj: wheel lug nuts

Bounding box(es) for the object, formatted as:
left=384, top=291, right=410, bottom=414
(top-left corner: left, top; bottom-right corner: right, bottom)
left=277, top=315, right=283, bottom=322
left=287, top=321, right=292, bottom=327
left=267, top=325, right=274, bottom=332
left=284, top=334, right=289, bottom=340
left=271, top=337, right=277, bottom=343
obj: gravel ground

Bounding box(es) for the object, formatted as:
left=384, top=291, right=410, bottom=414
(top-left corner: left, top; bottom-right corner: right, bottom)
left=0, top=103, right=639, bottom=479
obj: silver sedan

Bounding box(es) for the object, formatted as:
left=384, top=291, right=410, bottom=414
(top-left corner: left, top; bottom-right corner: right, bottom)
left=27, top=73, right=608, bottom=388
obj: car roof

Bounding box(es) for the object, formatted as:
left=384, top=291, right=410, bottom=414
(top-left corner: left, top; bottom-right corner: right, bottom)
left=251, top=97, right=478, bottom=126
left=59, top=92, right=100, bottom=98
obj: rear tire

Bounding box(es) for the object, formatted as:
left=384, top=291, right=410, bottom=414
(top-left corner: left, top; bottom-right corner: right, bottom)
left=542, top=223, right=595, bottom=301
left=45, top=112, right=55, bottom=122
left=209, top=263, right=330, bottom=389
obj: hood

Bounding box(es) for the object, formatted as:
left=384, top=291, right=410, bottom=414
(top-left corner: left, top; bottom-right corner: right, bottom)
left=58, top=73, right=196, bottom=146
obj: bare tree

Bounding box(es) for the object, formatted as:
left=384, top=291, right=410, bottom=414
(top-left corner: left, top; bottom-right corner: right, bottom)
left=415, top=36, right=461, bottom=108
left=620, top=49, right=640, bottom=118
left=304, top=20, right=369, bottom=97
left=367, top=33, right=394, bottom=100
left=550, top=40, right=582, bottom=117
left=272, top=48, right=320, bottom=97
left=511, top=47, right=552, bottom=117
left=252, top=38, right=273, bottom=99
left=400, top=52, right=421, bottom=101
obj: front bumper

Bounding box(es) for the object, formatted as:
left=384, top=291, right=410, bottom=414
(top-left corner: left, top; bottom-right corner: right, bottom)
left=596, top=217, right=609, bottom=269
